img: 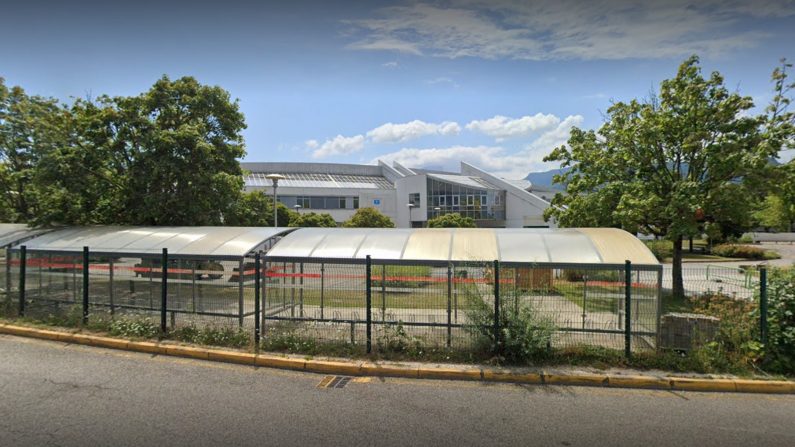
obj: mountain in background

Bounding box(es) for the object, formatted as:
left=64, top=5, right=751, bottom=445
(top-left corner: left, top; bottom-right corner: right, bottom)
left=524, top=167, right=571, bottom=191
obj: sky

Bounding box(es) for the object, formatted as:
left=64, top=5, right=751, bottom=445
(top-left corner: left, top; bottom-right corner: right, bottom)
left=1, top=0, right=794, bottom=179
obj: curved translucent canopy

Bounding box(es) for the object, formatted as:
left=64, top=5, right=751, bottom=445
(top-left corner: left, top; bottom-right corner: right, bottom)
left=0, top=224, right=51, bottom=248
left=11, top=226, right=296, bottom=259
left=266, top=227, right=659, bottom=265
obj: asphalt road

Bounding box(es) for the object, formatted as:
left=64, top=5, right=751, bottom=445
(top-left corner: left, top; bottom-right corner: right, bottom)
left=1, top=335, right=794, bottom=447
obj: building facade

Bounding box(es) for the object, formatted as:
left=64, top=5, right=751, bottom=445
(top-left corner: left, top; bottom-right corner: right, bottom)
left=241, top=161, right=555, bottom=229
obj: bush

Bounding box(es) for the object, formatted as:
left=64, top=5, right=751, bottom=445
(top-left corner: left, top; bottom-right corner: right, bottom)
left=759, top=268, right=795, bottom=373
left=644, top=240, right=672, bottom=261
left=170, top=324, right=251, bottom=349
left=463, top=284, right=555, bottom=363
left=109, top=318, right=159, bottom=339
left=427, top=213, right=476, bottom=228
left=711, top=244, right=779, bottom=260
left=376, top=322, right=422, bottom=355
left=688, top=293, right=760, bottom=372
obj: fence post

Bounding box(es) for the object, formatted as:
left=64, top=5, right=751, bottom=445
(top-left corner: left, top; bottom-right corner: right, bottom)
left=759, top=266, right=768, bottom=347
left=254, top=253, right=261, bottom=346
left=238, top=260, right=245, bottom=328
left=19, top=245, right=26, bottom=317
left=161, top=248, right=168, bottom=334
left=624, top=260, right=632, bottom=359
left=447, top=263, right=452, bottom=348
left=109, top=258, right=115, bottom=316
left=82, top=246, right=89, bottom=325
left=493, top=260, right=501, bottom=351
left=365, top=255, right=372, bottom=354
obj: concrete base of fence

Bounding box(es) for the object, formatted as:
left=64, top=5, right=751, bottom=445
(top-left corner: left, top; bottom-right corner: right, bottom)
left=1, top=322, right=793, bottom=395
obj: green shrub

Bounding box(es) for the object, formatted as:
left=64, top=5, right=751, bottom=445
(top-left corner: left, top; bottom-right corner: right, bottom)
left=109, top=318, right=159, bottom=339
left=171, top=324, right=251, bottom=349
left=376, top=322, right=422, bottom=355
left=644, top=240, right=672, bottom=261
left=759, top=268, right=795, bottom=373
left=463, top=284, right=555, bottom=363
left=712, top=244, right=780, bottom=260
left=688, top=293, right=760, bottom=372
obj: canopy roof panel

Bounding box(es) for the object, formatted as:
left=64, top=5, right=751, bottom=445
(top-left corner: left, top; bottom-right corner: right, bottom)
left=0, top=224, right=51, bottom=248
left=12, top=226, right=295, bottom=258
left=266, top=227, right=659, bottom=265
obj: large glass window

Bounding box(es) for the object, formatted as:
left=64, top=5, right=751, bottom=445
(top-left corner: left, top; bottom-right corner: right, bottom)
left=425, top=178, right=505, bottom=222
left=279, top=195, right=358, bottom=210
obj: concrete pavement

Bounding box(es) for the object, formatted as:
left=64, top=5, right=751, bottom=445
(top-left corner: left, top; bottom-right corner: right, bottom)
left=1, top=334, right=794, bottom=447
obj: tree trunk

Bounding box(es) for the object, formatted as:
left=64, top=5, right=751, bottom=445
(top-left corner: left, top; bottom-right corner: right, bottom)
left=672, top=236, right=684, bottom=299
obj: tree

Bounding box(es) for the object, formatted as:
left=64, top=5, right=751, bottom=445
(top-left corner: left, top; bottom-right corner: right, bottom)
left=289, top=212, right=337, bottom=228
left=225, top=191, right=297, bottom=227
left=427, top=212, right=476, bottom=228
left=754, top=195, right=791, bottom=231
left=544, top=56, right=792, bottom=298
left=0, top=78, right=65, bottom=223
left=342, top=207, right=395, bottom=228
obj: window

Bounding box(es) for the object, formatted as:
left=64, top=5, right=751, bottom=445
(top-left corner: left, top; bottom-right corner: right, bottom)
left=466, top=195, right=475, bottom=206
left=339, top=197, right=346, bottom=209
left=353, top=197, right=359, bottom=209
left=494, top=194, right=501, bottom=205
left=480, top=194, right=487, bottom=206
left=409, top=193, right=420, bottom=207
left=438, top=196, right=446, bottom=206
left=452, top=196, right=459, bottom=206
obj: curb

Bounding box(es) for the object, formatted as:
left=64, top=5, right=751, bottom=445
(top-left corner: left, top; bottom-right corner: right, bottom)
left=2, top=323, right=793, bottom=395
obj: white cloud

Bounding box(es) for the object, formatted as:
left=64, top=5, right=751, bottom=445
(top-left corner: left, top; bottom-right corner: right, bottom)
left=372, top=114, right=584, bottom=178
left=382, top=61, right=399, bottom=68
left=345, top=1, right=795, bottom=60
left=466, top=113, right=560, bottom=140
left=305, top=139, right=319, bottom=149
left=311, top=134, right=366, bottom=159
left=367, top=120, right=461, bottom=143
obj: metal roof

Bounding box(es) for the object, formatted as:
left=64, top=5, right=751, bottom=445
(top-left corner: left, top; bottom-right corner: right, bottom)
left=265, top=227, right=659, bottom=265
left=0, top=224, right=52, bottom=249
left=427, top=173, right=501, bottom=191
left=11, top=226, right=296, bottom=259
left=245, top=172, right=394, bottom=190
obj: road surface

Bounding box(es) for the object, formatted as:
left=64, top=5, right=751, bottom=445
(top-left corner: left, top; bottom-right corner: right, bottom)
left=1, top=335, right=793, bottom=447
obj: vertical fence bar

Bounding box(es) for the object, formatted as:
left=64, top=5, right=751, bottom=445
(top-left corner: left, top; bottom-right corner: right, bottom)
left=109, top=258, right=115, bottom=316
left=19, top=246, right=26, bottom=317
left=254, top=253, right=261, bottom=346
left=290, top=263, right=295, bottom=318
left=320, top=262, right=325, bottom=320
left=447, top=263, right=452, bottom=348
left=624, top=260, right=632, bottom=359
left=5, top=248, right=11, bottom=309
left=365, top=255, right=372, bottom=354
left=381, top=264, right=386, bottom=321
left=760, top=266, right=768, bottom=347
left=299, top=262, right=304, bottom=318
left=656, top=266, right=663, bottom=350
left=82, top=246, right=89, bottom=325
left=262, top=261, right=268, bottom=332
left=238, top=260, right=245, bottom=328
left=581, top=274, right=587, bottom=329
left=161, top=248, right=168, bottom=334
left=493, top=260, right=500, bottom=350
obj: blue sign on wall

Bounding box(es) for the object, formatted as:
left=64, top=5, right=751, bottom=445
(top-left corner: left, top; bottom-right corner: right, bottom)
left=373, top=199, right=381, bottom=206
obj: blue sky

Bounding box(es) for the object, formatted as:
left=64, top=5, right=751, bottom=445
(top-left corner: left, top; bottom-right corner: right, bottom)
left=1, top=0, right=794, bottom=178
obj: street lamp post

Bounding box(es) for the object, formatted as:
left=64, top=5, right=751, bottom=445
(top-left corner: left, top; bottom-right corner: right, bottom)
left=406, top=203, right=416, bottom=227
left=265, top=174, right=286, bottom=227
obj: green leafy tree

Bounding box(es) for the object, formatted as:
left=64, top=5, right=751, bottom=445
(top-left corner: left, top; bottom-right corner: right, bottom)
left=754, top=195, right=791, bottom=231
left=342, top=207, right=395, bottom=228
left=427, top=212, right=476, bottom=228
left=0, top=78, right=65, bottom=223
left=544, top=56, right=792, bottom=298
left=225, top=191, right=297, bottom=226
left=289, top=212, right=337, bottom=227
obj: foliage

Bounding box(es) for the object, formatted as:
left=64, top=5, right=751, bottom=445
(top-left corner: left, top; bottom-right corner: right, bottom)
left=645, top=240, right=673, bottom=261
left=108, top=318, right=160, bottom=339
left=427, top=212, right=476, bottom=228
left=759, top=268, right=795, bottom=373
left=688, top=293, right=761, bottom=372
left=289, top=211, right=337, bottom=228
left=342, top=207, right=395, bottom=228
left=376, top=322, right=423, bottom=356
left=170, top=324, right=251, bottom=349
left=544, top=56, right=794, bottom=298
left=225, top=191, right=296, bottom=226
left=0, top=78, right=66, bottom=223
left=2, top=76, right=248, bottom=226
left=463, top=285, right=555, bottom=363
left=711, top=244, right=780, bottom=260
left=753, top=195, right=792, bottom=231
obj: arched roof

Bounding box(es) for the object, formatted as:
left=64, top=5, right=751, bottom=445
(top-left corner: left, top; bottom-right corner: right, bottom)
left=12, top=226, right=296, bottom=259
left=0, top=224, right=51, bottom=249
left=266, top=227, right=659, bottom=266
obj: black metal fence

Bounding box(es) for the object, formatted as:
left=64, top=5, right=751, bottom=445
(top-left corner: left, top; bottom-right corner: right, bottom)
left=3, top=245, right=675, bottom=357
